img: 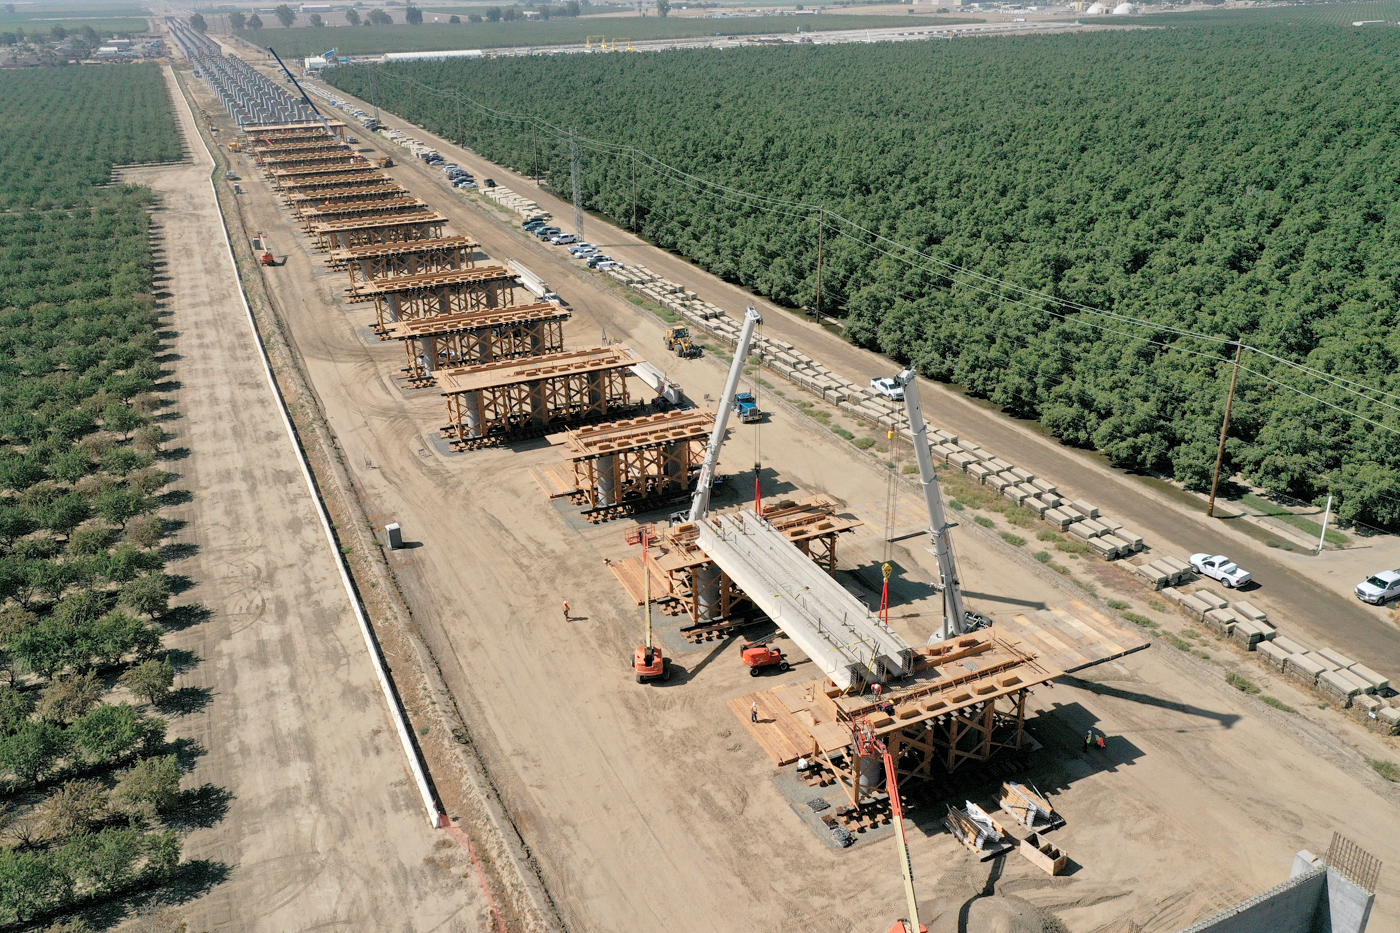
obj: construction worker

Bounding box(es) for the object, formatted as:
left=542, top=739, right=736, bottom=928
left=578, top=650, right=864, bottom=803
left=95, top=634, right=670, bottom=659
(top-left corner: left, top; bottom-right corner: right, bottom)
left=751, top=701, right=759, bottom=723
left=562, top=599, right=570, bottom=621
left=1085, top=729, right=1094, bottom=750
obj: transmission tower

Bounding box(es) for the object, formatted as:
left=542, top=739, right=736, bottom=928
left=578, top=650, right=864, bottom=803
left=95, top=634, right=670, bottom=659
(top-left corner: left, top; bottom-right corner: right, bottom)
left=570, top=129, right=584, bottom=243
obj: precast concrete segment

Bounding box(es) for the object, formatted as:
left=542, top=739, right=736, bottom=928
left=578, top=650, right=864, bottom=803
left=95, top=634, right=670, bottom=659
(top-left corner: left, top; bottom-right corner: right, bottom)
left=694, top=510, right=913, bottom=690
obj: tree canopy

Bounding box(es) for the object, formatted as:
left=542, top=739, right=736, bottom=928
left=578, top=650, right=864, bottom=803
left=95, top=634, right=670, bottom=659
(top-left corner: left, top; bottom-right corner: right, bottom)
left=328, top=25, right=1400, bottom=525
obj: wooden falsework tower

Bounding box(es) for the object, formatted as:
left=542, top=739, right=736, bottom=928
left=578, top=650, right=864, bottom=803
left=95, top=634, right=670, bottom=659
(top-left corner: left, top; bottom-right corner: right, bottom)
left=270, top=162, right=384, bottom=187
left=287, top=184, right=410, bottom=216
left=353, top=265, right=519, bottom=327
left=329, top=236, right=479, bottom=283
left=298, top=198, right=432, bottom=228
left=262, top=151, right=365, bottom=172
left=438, top=345, right=644, bottom=449
left=382, top=301, right=569, bottom=384
left=534, top=409, right=718, bottom=522
left=278, top=171, right=393, bottom=195
left=610, top=496, right=861, bottom=629
left=309, top=212, right=449, bottom=252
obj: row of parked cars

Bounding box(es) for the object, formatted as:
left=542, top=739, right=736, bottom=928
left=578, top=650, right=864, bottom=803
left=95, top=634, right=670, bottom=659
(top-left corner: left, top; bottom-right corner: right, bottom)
left=521, top=217, right=622, bottom=269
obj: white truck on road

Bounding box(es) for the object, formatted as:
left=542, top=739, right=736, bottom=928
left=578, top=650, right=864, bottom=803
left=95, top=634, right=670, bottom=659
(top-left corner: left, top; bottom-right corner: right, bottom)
left=1190, top=553, right=1252, bottom=589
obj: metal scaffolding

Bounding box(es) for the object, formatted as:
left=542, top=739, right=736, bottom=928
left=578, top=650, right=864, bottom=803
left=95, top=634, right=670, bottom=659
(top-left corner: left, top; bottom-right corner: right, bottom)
left=438, top=345, right=643, bottom=449
left=382, top=301, right=569, bottom=383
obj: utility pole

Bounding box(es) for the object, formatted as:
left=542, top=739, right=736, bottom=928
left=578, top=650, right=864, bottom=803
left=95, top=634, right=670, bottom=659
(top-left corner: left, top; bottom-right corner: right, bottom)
left=814, top=208, right=824, bottom=321
left=1207, top=340, right=1243, bottom=517
left=368, top=64, right=380, bottom=128
left=631, top=151, right=638, bottom=231
left=532, top=128, right=539, bottom=184
left=455, top=92, right=461, bottom=145
left=1316, top=494, right=1333, bottom=554
left=570, top=129, right=584, bottom=243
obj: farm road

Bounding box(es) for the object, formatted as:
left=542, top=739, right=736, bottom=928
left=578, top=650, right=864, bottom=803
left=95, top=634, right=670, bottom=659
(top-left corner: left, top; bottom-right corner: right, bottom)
left=127, top=66, right=478, bottom=931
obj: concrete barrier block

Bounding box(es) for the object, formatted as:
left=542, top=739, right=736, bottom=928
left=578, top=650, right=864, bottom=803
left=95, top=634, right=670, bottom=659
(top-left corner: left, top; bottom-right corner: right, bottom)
left=1194, top=589, right=1228, bottom=610
left=1231, top=618, right=1264, bottom=649
left=1136, top=565, right=1169, bottom=588
left=1231, top=600, right=1267, bottom=623
left=983, top=471, right=1015, bottom=491
left=1030, top=478, right=1057, bottom=495
left=1079, top=519, right=1109, bottom=538
left=1116, top=528, right=1145, bottom=550
left=1348, top=663, right=1390, bottom=693
left=931, top=443, right=960, bottom=463
left=1068, top=499, right=1100, bottom=519
left=1272, top=635, right=1309, bottom=656
left=933, top=430, right=959, bottom=445
left=1355, top=694, right=1383, bottom=718
left=1284, top=653, right=1327, bottom=687
left=1204, top=608, right=1240, bottom=636
left=1003, top=483, right=1034, bottom=504
left=1036, top=493, right=1063, bottom=509
left=1178, top=594, right=1212, bottom=619
left=1068, top=520, right=1099, bottom=541
left=1318, top=668, right=1364, bottom=705
left=1255, top=619, right=1277, bottom=641
left=1043, top=507, right=1075, bottom=530
left=967, top=462, right=995, bottom=484
left=1257, top=641, right=1291, bottom=670
left=948, top=451, right=980, bottom=472
left=1097, top=517, right=1124, bottom=536
left=1378, top=706, right=1400, bottom=733
left=1301, top=651, right=1340, bottom=672
left=1090, top=537, right=1120, bottom=560
left=1025, top=499, right=1053, bottom=517
left=1319, top=647, right=1356, bottom=670
left=1010, top=467, right=1034, bottom=483
left=988, top=458, right=1014, bottom=473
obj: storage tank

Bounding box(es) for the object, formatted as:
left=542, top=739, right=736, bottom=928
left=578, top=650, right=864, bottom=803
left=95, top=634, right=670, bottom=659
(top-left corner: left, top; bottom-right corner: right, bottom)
left=1111, top=2, right=1137, bottom=12
left=1085, top=2, right=1109, bottom=12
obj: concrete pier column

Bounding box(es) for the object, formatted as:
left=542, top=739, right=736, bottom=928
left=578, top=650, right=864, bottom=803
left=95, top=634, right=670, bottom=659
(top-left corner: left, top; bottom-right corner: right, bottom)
left=462, top=390, right=484, bottom=438
left=595, top=454, right=617, bottom=507
left=419, top=336, right=436, bottom=373
left=387, top=294, right=402, bottom=323
left=695, top=564, right=722, bottom=621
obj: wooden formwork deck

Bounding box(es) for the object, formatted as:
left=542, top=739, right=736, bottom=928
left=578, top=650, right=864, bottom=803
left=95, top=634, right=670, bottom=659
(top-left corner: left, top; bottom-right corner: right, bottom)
left=999, top=600, right=1149, bottom=673
left=729, top=683, right=852, bottom=766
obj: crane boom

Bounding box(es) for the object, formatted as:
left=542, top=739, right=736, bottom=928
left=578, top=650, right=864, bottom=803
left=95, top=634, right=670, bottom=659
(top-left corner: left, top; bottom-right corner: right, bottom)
left=688, top=306, right=762, bottom=522
left=894, top=367, right=967, bottom=641
left=885, top=743, right=920, bottom=933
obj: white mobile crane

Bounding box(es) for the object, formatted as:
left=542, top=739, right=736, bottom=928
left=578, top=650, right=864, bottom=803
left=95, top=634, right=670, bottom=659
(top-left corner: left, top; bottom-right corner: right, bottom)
left=894, top=367, right=988, bottom=641
left=688, top=306, right=763, bottom=523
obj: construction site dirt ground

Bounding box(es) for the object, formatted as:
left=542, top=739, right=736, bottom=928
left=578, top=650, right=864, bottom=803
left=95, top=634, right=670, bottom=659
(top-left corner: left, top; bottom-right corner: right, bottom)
left=127, top=67, right=483, bottom=932
left=189, top=79, right=1400, bottom=932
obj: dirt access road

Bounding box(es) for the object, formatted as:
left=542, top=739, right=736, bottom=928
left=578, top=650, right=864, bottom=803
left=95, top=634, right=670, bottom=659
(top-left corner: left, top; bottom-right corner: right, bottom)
left=212, top=67, right=1400, bottom=932
left=131, top=66, right=481, bottom=931
left=299, top=70, right=1400, bottom=676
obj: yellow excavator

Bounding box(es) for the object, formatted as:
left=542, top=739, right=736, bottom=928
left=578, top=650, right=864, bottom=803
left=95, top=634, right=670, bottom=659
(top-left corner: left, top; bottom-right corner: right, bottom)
left=377, top=155, right=394, bottom=168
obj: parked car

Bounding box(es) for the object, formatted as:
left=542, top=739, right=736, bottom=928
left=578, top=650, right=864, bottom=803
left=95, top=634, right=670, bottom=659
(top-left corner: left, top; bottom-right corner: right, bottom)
left=1356, top=570, right=1400, bottom=604
left=568, top=243, right=597, bottom=256
left=586, top=255, right=612, bottom=268
left=482, top=177, right=497, bottom=188
left=534, top=227, right=561, bottom=240
left=453, top=178, right=476, bottom=188
left=522, top=214, right=550, bottom=227
left=1189, top=553, right=1253, bottom=589
left=551, top=233, right=578, bottom=245
left=596, top=261, right=623, bottom=270
left=870, top=376, right=904, bottom=401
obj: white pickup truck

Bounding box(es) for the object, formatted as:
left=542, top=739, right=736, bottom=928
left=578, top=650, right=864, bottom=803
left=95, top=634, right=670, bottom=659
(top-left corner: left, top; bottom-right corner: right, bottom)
left=1189, top=553, right=1252, bottom=589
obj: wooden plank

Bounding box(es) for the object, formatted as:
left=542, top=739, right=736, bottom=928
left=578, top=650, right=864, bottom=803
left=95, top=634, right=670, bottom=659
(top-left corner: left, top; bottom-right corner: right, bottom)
left=1052, top=605, right=1125, bottom=657
left=529, top=463, right=577, bottom=499
left=728, top=692, right=813, bottom=765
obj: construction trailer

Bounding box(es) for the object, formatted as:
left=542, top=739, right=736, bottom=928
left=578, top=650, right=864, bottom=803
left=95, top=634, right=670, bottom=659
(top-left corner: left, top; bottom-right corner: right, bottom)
left=533, top=409, right=718, bottom=523
left=381, top=301, right=569, bottom=383
left=309, top=212, right=449, bottom=252
left=277, top=171, right=393, bottom=195
left=609, top=496, right=861, bottom=631
left=286, top=184, right=410, bottom=216
left=438, top=345, right=644, bottom=449
left=352, top=265, right=518, bottom=327
left=298, top=197, right=433, bottom=227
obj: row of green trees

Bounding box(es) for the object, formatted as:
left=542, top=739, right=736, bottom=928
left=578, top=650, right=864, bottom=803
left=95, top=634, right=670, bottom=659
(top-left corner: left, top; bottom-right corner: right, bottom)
left=0, top=64, right=204, bottom=926
left=328, top=24, right=1400, bottom=525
